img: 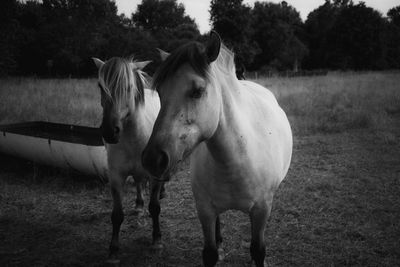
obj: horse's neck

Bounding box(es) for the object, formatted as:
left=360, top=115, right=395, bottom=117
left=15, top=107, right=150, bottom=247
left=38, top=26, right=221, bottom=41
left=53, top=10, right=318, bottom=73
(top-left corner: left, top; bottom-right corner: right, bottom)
left=121, top=107, right=148, bottom=143
left=122, top=92, right=159, bottom=142
left=206, top=75, right=247, bottom=166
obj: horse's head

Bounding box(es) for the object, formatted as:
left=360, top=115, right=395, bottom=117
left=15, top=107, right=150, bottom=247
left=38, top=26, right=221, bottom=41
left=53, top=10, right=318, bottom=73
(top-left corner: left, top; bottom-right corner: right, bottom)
left=142, top=31, right=231, bottom=179
left=93, top=57, right=150, bottom=144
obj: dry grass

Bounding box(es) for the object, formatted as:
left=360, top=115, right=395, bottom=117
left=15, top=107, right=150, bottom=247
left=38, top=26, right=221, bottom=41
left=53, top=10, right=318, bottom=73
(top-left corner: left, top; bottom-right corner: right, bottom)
left=0, top=78, right=101, bottom=126
left=0, top=72, right=400, bottom=266
left=259, top=72, right=400, bottom=137
left=1, top=72, right=399, bottom=137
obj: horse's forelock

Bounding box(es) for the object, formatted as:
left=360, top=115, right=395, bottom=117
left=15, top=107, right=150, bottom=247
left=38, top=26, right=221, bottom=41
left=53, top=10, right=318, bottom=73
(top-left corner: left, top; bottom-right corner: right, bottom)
left=152, top=42, right=237, bottom=91
left=153, top=42, right=209, bottom=90
left=99, top=57, right=146, bottom=107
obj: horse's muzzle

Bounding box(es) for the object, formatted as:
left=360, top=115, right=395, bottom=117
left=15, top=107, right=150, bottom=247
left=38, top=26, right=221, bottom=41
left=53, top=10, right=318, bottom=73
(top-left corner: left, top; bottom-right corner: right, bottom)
left=151, top=175, right=170, bottom=182
left=142, top=146, right=170, bottom=179
left=100, top=124, right=120, bottom=144
left=103, top=136, right=119, bottom=144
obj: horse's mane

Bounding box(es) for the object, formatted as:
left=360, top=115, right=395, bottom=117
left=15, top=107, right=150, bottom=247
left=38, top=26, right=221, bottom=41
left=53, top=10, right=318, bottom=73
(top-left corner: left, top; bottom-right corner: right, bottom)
left=152, top=41, right=236, bottom=90
left=211, top=43, right=236, bottom=78
left=99, top=57, right=148, bottom=107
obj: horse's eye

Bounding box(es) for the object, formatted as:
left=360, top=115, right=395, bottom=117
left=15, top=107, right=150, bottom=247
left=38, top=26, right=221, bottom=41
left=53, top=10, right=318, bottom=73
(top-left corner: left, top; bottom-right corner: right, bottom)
left=190, top=88, right=204, bottom=99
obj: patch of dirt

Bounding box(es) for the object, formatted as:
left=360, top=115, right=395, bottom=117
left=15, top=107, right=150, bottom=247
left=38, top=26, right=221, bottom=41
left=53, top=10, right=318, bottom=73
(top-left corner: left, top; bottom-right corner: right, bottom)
left=0, top=126, right=400, bottom=266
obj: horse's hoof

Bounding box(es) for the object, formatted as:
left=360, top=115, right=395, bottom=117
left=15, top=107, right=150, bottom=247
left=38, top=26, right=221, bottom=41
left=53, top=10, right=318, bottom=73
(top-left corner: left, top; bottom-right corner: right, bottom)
left=160, top=191, right=167, bottom=199
left=126, top=176, right=135, bottom=185
left=250, top=258, right=268, bottom=267
left=241, top=240, right=251, bottom=249
left=132, top=207, right=145, bottom=216
left=133, top=217, right=148, bottom=228
left=151, top=240, right=164, bottom=250
left=106, top=258, right=121, bottom=267
left=218, top=247, right=225, bottom=261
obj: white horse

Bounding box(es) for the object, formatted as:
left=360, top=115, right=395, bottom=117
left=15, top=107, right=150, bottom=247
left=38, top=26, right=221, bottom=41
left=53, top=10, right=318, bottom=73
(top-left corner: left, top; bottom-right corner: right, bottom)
left=142, top=32, right=292, bottom=267
left=92, top=57, right=165, bottom=264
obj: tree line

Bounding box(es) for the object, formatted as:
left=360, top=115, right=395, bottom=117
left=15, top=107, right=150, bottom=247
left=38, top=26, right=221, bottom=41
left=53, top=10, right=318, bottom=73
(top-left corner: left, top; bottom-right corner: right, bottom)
left=1, top=0, right=399, bottom=77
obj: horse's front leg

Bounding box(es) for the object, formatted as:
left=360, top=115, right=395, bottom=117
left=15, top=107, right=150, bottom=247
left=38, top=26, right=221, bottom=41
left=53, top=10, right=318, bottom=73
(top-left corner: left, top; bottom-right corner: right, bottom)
left=107, top=170, right=126, bottom=264
left=149, top=180, right=164, bottom=249
left=215, top=215, right=225, bottom=260
left=198, top=207, right=219, bottom=267
left=133, top=176, right=145, bottom=215
left=249, top=201, right=272, bottom=267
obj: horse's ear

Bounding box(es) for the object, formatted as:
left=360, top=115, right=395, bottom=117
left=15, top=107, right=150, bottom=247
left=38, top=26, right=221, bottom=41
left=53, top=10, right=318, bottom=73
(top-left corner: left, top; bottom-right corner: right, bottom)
left=157, top=48, right=170, bottom=61
left=131, top=60, right=152, bottom=70
left=206, top=31, right=221, bottom=63
left=92, top=57, right=104, bottom=69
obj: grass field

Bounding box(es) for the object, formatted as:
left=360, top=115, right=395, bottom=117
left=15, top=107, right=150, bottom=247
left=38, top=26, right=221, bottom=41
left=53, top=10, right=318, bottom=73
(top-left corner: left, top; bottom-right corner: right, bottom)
left=0, top=72, right=399, bottom=266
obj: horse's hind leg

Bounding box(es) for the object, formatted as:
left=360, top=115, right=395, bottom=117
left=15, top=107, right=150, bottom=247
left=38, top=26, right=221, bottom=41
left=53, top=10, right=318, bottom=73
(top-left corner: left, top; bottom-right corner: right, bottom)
left=249, top=201, right=272, bottom=267
left=108, top=170, right=126, bottom=264
left=149, top=180, right=164, bottom=249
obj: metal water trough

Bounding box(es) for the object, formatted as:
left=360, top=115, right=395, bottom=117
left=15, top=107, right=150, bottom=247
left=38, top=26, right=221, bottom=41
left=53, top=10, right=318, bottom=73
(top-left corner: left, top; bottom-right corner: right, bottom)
left=0, top=121, right=108, bottom=179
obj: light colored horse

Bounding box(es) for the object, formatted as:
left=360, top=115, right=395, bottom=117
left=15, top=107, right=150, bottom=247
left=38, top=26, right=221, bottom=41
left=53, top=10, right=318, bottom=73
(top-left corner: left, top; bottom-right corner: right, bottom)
left=142, top=32, right=292, bottom=267
left=92, top=57, right=165, bottom=264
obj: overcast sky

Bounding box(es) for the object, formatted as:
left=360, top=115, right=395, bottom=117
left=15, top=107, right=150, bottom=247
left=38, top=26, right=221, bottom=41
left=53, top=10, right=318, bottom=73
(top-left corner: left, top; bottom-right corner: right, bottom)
left=115, top=0, right=399, bottom=33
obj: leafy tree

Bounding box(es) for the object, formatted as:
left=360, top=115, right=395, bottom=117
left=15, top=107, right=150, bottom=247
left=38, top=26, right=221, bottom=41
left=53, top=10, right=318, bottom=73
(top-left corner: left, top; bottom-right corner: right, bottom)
left=132, top=0, right=196, bottom=33
left=14, top=0, right=123, bottom=76
left=162, top=23, right=201, bottom=51
left=3, top=0, right=400, bottom=76
left=304, top=0, right=387, bottom=70
left=42, top=0, right=121, bottom=75
left=388, top=6, right=400, bottom=26
left=132, top=0, right=200, bottom=58
left=210, top=0, right=250, bottom=39
left=250, top=1, right=307, bottom=71
left=386, top=6, right=400, bottom=68
left=0, top=0, right=21, bottom=75
left=210, top=0, right=258, bottom=69
left=328, top=2, right=386, bottom=69
left=304, top=0, right=340, bottom=68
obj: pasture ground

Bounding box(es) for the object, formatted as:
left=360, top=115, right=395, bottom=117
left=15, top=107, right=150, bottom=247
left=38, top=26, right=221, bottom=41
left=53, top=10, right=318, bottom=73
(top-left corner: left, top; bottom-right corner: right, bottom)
left=0, top=72, right=399, bottom=266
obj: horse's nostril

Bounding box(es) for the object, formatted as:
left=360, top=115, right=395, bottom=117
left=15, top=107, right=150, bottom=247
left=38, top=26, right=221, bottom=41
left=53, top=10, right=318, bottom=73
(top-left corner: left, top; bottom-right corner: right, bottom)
left=114, top=126, right=120, bottom=135
left=142, top=147, right=170, bottom=178
left=157, top=150, right=169, bottom=174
